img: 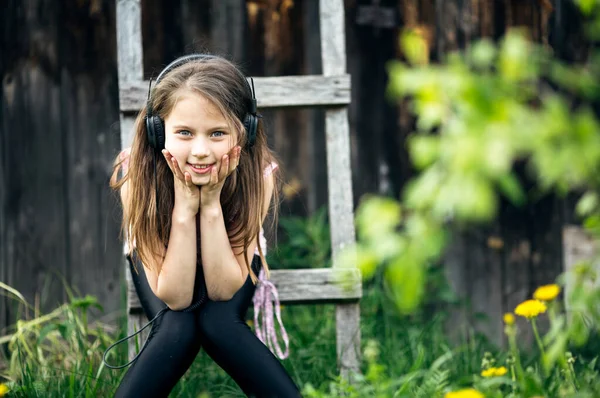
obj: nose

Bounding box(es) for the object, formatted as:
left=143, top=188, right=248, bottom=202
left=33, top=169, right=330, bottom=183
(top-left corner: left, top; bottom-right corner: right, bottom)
left=190, top=136, right=210, bottom=158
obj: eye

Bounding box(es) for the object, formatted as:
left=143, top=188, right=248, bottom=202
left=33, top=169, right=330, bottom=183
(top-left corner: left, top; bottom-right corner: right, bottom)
left=210, top=131, right=226, bottom=138
left=176, top=130, right=192, bottom=137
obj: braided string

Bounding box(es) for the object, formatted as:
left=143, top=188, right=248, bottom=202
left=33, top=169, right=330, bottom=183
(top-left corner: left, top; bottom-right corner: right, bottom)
left=252, top=268, right=289, bottom=360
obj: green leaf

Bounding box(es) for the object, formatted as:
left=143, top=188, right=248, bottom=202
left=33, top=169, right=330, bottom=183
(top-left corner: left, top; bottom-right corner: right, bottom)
left=408, top=135, right=440, bottom=170
left=356, top=196, right=402, bottom=242
left=469, top=39, right=496, bottom=69
left=499, top=30, right=536, bottom=82
left=435, top=175, right=497, bottom=222
left=576, top=191, right=600, bottom=217
left=497, top=173, right=527, bottom=207
left=400, top=29, right=429, bottom=66
left=37, top=323, right=58, bottom=344
left=385, top=252, right=425, bottom=313
left=355, top=246, right=379, bottom=281
left=576, top=0, right=597, bottom=15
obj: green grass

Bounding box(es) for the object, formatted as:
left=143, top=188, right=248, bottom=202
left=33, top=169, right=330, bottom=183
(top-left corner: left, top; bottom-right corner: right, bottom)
left=1, top=271, right=599, bottom=397
left=0, top=274, right=487, bottom=397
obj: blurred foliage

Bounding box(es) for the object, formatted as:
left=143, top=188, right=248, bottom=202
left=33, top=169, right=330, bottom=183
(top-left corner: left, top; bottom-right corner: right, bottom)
left=340, top=2, right=600, bottom=318
left=317, top=1, right=600, bottom=395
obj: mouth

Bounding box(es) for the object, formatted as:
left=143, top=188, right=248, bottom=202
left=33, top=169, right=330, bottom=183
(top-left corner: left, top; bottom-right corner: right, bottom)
left=188, top=163, right=214, bottom=174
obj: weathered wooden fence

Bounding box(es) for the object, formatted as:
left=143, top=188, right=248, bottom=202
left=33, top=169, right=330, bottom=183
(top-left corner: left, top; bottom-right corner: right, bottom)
left=1, top=0, right=591, bottom=347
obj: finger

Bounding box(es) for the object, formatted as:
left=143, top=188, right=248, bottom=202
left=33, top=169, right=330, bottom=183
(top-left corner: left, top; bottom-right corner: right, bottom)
left=162, top=150, right=176, bottom=174
left=220, top=155, right=230, bottom=181
left=183, top=171, right=193, bottom=187
left=211, top=161, right=219, bottom=185
left=228, top=146, right=238, bottom=173
left=171, top=157, right=186, bottom=181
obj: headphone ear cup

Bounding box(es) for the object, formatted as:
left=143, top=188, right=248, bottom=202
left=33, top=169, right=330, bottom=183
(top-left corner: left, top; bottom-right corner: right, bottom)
left=146, top=115, right=165, bottom=150
left=145, top=116, right=157, bottom=149
left=244, top=114, right=258, bottom=148
left=153, top=117, right=165, bottom=150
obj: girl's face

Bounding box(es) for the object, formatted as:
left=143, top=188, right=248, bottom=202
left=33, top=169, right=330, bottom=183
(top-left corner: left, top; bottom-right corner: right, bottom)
left=163, top=90, right=238, bottom=186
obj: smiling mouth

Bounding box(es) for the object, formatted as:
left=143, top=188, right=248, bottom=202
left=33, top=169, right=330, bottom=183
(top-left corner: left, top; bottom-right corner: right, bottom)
left=189, top=163, right=214, bottom=174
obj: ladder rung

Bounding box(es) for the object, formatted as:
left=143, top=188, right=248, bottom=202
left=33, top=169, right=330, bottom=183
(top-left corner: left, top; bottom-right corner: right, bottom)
left=119, top=74, right=351, bottom=112
left=128, top=267, right=362, bottom=312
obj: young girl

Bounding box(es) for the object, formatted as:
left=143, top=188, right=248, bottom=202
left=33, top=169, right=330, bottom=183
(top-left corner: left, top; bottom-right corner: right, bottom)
left=108, top=54, right=300, bottom=397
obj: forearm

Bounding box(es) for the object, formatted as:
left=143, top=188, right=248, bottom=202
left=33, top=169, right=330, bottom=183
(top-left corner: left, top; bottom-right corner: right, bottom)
left=156, top=211, right=197, bottom=310
left=199, top=204, right=244, bottom=301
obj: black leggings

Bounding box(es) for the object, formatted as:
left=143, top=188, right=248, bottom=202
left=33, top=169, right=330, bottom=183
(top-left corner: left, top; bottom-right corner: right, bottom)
left=114, top=255, right=300, bottom=398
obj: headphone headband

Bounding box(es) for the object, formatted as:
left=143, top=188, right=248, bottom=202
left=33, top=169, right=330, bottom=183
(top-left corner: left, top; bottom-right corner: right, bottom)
left=154, top=54, right=217, bottom=85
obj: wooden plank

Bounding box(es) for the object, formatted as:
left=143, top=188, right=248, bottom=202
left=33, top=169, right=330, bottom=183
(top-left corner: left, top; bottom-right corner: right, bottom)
left=320, top=0, right=360, bottom=379
left=443, top=230, right=469, bottom=342
left=210, top=0, right=246, bottom=60
left=60, top=72, right=123, bottom=322
left=336, top=304, right=361, bottom=381
left=530, top=196, right=564, bottom=292
left=562, top=225, right=600, bottom=313
left=319, top=0, right=355, bottom=258
left=120, top=114, right=137, bottom=149
left=0, top=60, right=9, bottom=329
left=469, top=227, right=504, bottom=347
left=116, top=0, right=143, bottom=86
left=502, top=204, right=534, bottom=345
left=125, top=254, right=149, bottom=359
left=320, top=0, right=347, bottom=76
left=118, top=75, right=352, bottom=112
left=116, top=0, right=145, bottom=352
left=116, top=0, right=142, bottom=151
left=324, top=108, right=356, bottom=255
left=2, top=64, right=69, bottom=317
left=303, top=0, right=328, bottom=214
left=129, top=268, right=362, bottom=311
left=563, top=225, right=597, bottom=271
left=325, top=107, right=359, bottom=380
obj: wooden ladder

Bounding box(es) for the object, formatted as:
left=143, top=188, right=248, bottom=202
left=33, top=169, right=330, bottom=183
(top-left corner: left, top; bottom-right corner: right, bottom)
left=115, top=0, right=361, bottom=378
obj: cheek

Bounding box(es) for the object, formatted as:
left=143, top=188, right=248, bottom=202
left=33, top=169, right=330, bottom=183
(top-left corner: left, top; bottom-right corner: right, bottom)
left=164, top=138, right=187, bottom=161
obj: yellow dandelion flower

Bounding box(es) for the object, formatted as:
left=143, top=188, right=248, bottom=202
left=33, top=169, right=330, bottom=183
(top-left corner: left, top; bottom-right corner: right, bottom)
left=0, top=384, right=8, bottom=397
left=481, top=366, right=508, bottom=378
left=515, top=299, right=547, bottom=319
left=481, top=368, right=495, bottom=377
left=503, top=313, right=515, bottom=325
left=533, top=284, right=560, bottom=301
left=444, top=388, right=485, bottom=398
left=494, top=366, right=507, bottom=376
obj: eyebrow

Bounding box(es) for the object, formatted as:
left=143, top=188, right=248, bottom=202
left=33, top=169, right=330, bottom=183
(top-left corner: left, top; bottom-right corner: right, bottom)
left=172, top=125, right=231, bottom=131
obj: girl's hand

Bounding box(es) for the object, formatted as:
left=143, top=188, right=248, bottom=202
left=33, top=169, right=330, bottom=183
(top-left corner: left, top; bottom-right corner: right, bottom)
left=162, top=149, right=201, bottom=219
left=200, top=146, right=241, bottom=207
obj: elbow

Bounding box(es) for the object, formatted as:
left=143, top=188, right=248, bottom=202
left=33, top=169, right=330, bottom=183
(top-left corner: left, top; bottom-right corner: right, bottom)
left=166, top=301, right=192, bottom=311
left=206, top=278, right=244, bottom=302
left=207, top=290, right=234, bottom=302
left=156, top=288, right=192, bottom=311
left=207, top=284, right=239, bottom=302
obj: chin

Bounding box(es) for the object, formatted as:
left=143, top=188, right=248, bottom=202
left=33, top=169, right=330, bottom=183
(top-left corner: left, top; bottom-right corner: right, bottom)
left=191, top=177, right=209, bottom=186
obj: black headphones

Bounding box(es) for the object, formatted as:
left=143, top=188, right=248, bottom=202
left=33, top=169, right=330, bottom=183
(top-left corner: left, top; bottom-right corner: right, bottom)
left=145, top=54, right=259, bottom=151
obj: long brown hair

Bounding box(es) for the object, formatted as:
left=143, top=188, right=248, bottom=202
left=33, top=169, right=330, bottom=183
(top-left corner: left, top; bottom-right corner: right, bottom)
left=111, top=55, right=280, bottom=283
